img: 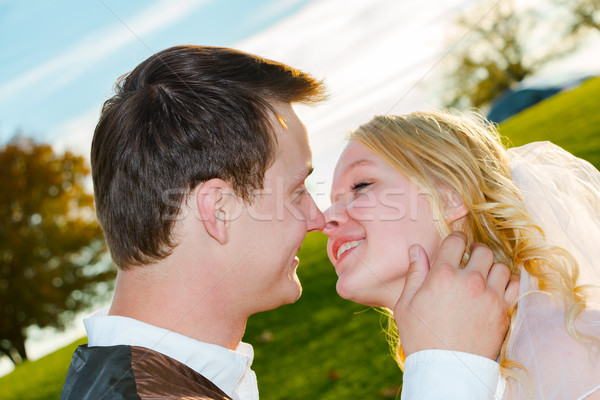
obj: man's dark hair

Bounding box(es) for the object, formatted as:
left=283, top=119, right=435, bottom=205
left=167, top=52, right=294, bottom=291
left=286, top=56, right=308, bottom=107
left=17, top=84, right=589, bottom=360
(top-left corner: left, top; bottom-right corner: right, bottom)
left=91, top=45, right=326, bottom=269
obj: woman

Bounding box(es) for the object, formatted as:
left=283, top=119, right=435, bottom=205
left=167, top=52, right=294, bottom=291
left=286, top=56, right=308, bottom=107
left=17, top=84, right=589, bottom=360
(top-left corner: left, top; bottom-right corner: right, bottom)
left=322, top=111, right=600, bottom=399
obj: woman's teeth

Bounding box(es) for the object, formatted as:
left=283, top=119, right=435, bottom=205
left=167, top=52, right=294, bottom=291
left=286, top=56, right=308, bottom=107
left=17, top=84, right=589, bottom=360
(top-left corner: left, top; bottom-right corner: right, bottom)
left=337, top=240, right=364, bottom=260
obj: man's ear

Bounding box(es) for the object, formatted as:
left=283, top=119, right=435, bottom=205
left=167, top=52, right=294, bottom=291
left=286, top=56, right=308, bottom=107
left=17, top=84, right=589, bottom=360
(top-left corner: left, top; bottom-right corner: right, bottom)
left=195, top=179, right=236, bottom=245
left=440, top=186, right=469, bottom=225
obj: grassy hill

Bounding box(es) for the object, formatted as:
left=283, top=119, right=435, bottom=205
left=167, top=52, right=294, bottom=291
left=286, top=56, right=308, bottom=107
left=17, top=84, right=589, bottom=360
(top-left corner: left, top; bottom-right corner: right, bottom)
left=0, top=337, right=87, bottom=400
left=2, top=76, right=599, bottom=400
left=498, top=76, right=600, bottom=169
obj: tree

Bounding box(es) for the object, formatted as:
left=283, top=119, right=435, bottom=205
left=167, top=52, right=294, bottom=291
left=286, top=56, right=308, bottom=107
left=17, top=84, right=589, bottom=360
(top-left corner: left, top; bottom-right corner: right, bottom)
left=441, top=0, right=574, bottom=109
left=559, top=0, right=600, bottom=34
left=0, top=136, right=115, bottom=365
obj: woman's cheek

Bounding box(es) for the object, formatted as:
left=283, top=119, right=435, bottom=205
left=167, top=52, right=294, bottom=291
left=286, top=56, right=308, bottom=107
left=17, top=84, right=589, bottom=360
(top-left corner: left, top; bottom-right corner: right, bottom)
left=371, top=240, right=409, bottom=281
left=379, top=190, right=410, bottom=222
left=348, top=191, right=410, bottom=223
left=347, top=194, right=379, bottom=221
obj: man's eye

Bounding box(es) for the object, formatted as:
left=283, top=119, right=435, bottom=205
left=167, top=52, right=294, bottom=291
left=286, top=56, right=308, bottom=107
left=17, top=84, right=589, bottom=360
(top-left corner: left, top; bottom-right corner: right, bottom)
left=351, top=181, right=372, bottom=192
left=293, top=186, right=308, bottom=202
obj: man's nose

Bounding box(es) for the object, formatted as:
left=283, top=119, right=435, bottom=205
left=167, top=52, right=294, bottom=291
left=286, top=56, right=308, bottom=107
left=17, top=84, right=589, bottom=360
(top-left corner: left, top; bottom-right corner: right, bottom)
left=306, top=196, right=325, bottom=232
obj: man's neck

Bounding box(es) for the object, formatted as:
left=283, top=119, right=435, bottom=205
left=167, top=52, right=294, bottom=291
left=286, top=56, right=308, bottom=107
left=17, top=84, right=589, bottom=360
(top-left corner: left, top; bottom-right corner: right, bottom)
left=109, top=268, right=248, bottom=350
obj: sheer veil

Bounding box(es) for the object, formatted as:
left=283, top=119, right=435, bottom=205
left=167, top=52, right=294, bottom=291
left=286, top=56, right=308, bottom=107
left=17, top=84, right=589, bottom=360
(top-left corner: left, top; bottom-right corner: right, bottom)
left=503, top=142, right=600, bottom=399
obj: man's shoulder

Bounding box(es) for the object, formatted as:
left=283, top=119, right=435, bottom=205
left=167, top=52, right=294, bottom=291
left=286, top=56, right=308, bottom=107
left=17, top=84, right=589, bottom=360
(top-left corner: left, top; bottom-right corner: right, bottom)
left=60, top=344, right=138, bottom=400
left=60, top=344, right=232, bottom=400
left=128, top=345, right=232, bottom=399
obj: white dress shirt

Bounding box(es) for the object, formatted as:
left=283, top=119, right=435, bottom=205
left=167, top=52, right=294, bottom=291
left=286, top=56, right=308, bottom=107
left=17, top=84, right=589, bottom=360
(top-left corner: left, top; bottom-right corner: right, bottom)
left=402, top=349, right=504, bottom=399
left=84, top=312, right=258, bottom=400
left=85, top=310, right=503, bottom=399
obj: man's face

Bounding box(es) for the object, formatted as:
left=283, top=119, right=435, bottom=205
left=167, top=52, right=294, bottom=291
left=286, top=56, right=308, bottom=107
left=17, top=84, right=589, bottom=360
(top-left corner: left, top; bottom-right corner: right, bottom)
left=229, top=103, right=325, bottom=313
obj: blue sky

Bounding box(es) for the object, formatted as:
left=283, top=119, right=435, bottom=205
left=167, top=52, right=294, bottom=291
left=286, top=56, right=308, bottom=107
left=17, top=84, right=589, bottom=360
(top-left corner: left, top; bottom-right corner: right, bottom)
left=4, top=0, right=598, bottom=197
left=0, top=0, right=313, bottom=144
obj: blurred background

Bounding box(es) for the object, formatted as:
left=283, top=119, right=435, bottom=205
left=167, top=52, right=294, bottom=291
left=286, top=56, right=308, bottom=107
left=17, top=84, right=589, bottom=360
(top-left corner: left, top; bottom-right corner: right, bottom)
left=1, top=0, right=599, bottom=398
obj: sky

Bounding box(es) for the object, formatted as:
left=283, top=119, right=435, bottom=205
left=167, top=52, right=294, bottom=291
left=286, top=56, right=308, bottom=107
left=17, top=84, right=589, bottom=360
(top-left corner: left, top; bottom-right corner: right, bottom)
left=0, top=0, right=314, bottom=145
left=3, top=0, right=600, bottom=206
left=1, top=0, right=600, bottom=375
left=0, top=0, right=456, bottom=198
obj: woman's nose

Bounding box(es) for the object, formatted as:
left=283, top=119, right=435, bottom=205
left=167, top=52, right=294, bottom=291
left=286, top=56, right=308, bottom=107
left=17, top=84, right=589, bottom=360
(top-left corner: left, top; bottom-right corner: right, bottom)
left=321, top=201, right=347, bottom=236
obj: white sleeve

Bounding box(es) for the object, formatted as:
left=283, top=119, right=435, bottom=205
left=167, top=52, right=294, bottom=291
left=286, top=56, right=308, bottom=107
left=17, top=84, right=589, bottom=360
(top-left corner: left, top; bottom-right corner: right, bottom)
left=401, top=350, right=501, bottom=400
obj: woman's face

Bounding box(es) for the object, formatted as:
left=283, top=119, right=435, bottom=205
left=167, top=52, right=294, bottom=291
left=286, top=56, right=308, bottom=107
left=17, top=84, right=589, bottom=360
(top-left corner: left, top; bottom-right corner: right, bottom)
left=323, top=140, right=444, bottom=309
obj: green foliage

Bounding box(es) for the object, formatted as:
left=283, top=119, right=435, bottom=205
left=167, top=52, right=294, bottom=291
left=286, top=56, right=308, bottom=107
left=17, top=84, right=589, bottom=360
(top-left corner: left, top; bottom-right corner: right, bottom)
left=0, top=138, right=114, bottom=364
left=498, top=76, right=600, bottom=169
left=0, top=337, right=86, bottom=400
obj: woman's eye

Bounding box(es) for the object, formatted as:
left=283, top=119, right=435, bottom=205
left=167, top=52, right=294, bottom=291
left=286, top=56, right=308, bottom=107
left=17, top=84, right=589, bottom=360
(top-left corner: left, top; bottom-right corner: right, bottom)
left=351, top=181, right=372, bottom=192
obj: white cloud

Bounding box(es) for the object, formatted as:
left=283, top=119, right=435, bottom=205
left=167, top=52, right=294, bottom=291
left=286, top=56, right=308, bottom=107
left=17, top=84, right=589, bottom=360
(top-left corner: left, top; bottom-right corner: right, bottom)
left=0, top=0, right=213, bottom=105
left=234, top=0, right=471, bottom=207
left=233, top=0, right=600, bottom=208
left=242, top=0, right=309, bottom=29
left=51, top=105, right=101, bottom=156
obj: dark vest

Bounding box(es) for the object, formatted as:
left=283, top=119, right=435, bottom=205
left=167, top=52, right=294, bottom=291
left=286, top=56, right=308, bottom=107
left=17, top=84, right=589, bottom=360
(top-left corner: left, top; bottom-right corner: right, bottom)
left=60, top=345, right=233, bottom=400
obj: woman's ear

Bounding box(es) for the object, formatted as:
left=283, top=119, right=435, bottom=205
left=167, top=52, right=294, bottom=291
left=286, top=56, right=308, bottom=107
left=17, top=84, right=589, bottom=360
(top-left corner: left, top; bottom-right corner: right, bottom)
left=440, top=187, right=469, bottom=225
left=195, top=179, right=236, bottom=245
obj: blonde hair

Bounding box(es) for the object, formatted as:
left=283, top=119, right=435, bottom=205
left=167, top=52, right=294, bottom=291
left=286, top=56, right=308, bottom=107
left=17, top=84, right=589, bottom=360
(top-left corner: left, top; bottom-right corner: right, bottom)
left=350, top=110, right=591, bottom=390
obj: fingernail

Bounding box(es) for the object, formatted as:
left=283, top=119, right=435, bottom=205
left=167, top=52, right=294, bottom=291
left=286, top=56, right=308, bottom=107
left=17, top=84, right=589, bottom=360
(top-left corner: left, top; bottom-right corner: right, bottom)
left=409, top=245, right=419, bottom=263
left=451, top=231, right=467, bottom=240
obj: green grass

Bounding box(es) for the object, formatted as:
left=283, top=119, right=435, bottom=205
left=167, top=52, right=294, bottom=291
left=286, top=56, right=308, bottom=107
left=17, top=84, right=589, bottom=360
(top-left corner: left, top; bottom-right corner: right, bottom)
left=0, top=337, right=86, bottom=400
left=498, top=76, right=600, bottom=169
left=2, top=76, right=600, bottom=400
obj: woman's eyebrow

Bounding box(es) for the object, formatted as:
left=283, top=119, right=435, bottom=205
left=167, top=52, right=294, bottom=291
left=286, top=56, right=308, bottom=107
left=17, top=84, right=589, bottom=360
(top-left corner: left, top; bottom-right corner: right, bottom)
left=345, top=159, right=375, bottom=172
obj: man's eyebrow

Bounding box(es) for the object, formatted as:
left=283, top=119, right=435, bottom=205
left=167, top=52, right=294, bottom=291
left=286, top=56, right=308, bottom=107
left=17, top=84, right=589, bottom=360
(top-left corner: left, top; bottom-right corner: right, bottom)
left=330, top=159, right=375, bottom=203
left=291, top=166, right=313, bottom=187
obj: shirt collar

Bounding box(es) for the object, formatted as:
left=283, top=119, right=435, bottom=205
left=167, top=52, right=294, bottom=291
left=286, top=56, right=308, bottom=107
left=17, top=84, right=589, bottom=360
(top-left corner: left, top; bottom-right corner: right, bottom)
left=84, top=312, right=254, bottom=398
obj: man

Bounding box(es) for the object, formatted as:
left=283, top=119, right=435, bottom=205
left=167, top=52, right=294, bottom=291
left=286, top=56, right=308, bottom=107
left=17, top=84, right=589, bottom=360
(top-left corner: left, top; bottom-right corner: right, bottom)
left=61, top=45, right=516, bottom=399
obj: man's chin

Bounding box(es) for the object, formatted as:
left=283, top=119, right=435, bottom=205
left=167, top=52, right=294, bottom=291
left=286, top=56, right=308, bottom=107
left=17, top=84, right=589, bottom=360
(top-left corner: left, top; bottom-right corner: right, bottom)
left=257, top=282, right=302, bottom=313
left=292, top=284, right=302, bottom=303
left=283, top=280, right=303, bottom=304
